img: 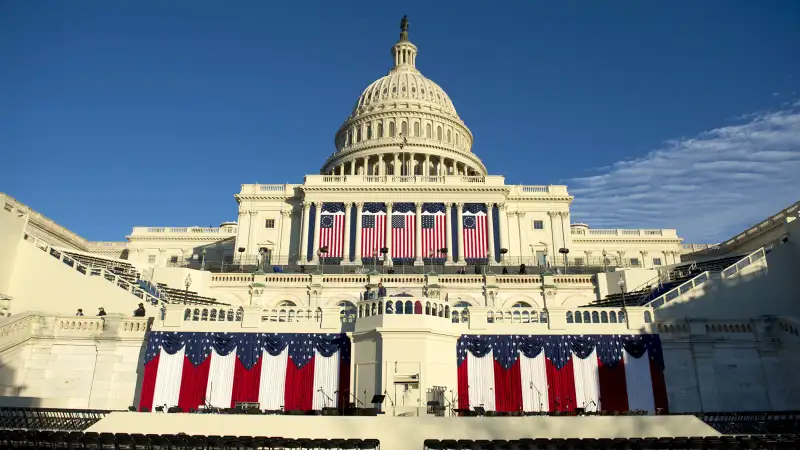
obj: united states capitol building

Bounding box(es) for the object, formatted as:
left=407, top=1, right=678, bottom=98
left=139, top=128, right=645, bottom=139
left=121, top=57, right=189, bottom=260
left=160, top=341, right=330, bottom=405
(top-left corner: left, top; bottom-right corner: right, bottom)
left=0, top=17, right=799, bottom=447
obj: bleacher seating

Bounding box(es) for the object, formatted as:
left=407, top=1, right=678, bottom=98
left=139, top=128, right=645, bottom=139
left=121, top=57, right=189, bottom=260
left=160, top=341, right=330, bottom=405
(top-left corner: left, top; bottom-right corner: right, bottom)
left=0, top=408, right=113, bottom=431
left=593, top=254, right=746, bottom=307
left=700, top=411, right=800, bottom=435
left=425, top=436, right=799, bottom=449
left=62, top=251, right=141, bottom=284
left=155, top=283, right=228, bottom=306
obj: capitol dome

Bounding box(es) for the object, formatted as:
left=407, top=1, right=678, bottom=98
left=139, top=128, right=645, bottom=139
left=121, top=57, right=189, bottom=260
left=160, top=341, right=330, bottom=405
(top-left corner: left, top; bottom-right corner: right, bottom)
left=321, top=17, right=485, bottom=177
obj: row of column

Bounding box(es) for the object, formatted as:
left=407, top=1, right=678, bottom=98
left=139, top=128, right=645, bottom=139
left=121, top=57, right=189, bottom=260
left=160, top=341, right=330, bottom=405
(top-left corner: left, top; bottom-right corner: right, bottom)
left=330, top=152, right=478, bottom=177
left=298, top=202, right=503, bottom=265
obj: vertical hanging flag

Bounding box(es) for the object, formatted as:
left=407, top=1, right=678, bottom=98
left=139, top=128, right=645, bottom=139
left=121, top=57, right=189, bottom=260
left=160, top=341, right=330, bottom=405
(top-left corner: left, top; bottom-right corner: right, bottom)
left=421, top=203, right=446, bottom=259
left=320, top=203, right=345, bottom=258
left=462, top=203, right=488, bottom=260
left=361, top=203, right=386, bottom=259
left=392, top=202, right=416, bottom=260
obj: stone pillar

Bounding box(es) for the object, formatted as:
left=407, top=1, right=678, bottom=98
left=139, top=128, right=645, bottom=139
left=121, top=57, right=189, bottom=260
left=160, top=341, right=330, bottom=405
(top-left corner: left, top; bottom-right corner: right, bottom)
left=350, top=160, right=356, bottom=176
left=354, top=202, right=363, bottom=265
left=312, top=202, right=322, bottom=263
left=559, top=211, right=570, bottom=251
left=414, top=202, right=423, bottom=265
left=394, top=153, right=400, bottom=176
left=486, top=203, right=496, bottom=264
left=385, top=202, right=393, bottom=265
left=362, top=156, right=368, bottom=176
left=409, top=152, right=416, bottom=176
left=278, top=210, right=291, bottom=264
left=547, top=211, right=560, bottom=257
left=617, top=251, right=627, bottom=268
left=425, top=154, right=430, bottom=176
left=299, top=202, right=311, bottom=263
left=584, top=250, right=592, bottom=267
left=445, top=203, right=454, bottom=264
left=640, top=250, right=649, bottom=268
left=455, top=203, right=465, bottom=264
left=497, top=203, right=508, bottom=263
left=342, top=203, right=352, bottom=264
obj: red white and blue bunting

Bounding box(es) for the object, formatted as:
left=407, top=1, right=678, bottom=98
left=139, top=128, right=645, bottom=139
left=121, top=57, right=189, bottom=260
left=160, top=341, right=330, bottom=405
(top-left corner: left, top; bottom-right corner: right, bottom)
left=456, top=334, right=668, bottom=414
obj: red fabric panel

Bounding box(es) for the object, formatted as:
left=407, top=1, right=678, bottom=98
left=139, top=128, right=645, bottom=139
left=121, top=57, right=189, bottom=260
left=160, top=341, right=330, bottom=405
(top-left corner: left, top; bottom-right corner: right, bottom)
left=177, top=355, right=211, bottom=413
left=414, top=301, right=423, bottom=314
left=493, top=359, right=523, bottom=413
left=649, top=359, right=670, bottom=414
left=138, top=352, right=160, bottom=412
left=545, top=358, right=577, bottom=412
left=338, top=356, right=351, bottom=413
left=284, top=356, right=316, bottom=412
left=597, top=357, right=629, bottom=413
left=230, top=356, right=263, bottom=407
left=457, top=359, right=470, bottom=413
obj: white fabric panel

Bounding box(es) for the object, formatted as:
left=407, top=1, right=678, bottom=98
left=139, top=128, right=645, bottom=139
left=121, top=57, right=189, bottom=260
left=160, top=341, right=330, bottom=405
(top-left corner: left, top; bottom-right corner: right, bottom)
left=467, top=350, right=496, bottom=412
left=572, top=349, right=601, bottom=412
left=205, top=348, right=236, bottom=408
left=520, top=352, right=549, bottom=412
left=312, top=350, right=341, bottom=410
left=151, top=347, right=185, bottom=410
left=624, top=349, right=656, bottom=413
left=258, top=348, right=289, bottom=410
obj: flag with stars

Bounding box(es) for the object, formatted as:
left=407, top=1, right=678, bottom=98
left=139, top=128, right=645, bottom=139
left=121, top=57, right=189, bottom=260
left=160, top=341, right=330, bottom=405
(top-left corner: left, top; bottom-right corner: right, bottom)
left=138, top=332, right=351, bottom=413
left=456, top=334, right=668, bottom=415
left=361, top=203, right=386, bottom=259
left=319, top=203, right=346, bottom=258
left=462, top=203, right=489, bottom=260
left=421, top=203, right=446, bottom=259
left=391, top=202, right=416, bottom=260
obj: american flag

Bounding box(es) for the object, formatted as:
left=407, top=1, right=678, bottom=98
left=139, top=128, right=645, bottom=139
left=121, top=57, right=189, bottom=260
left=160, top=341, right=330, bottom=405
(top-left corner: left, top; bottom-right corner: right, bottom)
left=462, top=203, right=489, bottom=260
left=392, top=203, right=415, bottom=260
left=361, top=203, right=386, bottom=259
left=320, top=203, right=345, bottom=258
left=422, top=203, right=446, bottom=259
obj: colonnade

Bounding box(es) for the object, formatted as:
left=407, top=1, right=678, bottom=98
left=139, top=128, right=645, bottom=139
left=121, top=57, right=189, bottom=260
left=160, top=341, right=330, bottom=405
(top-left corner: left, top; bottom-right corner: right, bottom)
left=329, top=152, right=480, bottom=177
left=298, top=202, right=505, bottom=265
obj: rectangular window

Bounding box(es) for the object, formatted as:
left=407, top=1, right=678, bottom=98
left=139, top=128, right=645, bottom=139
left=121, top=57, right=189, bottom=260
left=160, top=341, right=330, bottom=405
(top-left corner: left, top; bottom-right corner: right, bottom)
left=573, top=257, right=584, bottom=265
left=148, top=255, right=156, bottom=264
left=629, top=258, right=640, bottom=267
left=653, top=258, right=662, bottom=266
left=533, top=220, right=544, bottom=230
left=169, top=256, right=179, bottom=264
left=264, top=219, right=275, bottom=229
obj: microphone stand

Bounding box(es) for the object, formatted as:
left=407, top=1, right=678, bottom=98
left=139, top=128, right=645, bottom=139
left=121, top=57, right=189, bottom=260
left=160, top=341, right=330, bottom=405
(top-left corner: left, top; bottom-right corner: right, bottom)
left=384, top=389, right=395, bottom=416
left=350, top=391, right=365, bottom=408
left=318, top=387, right=334, bottom=410
left=530, top=383, right=544, bottom=414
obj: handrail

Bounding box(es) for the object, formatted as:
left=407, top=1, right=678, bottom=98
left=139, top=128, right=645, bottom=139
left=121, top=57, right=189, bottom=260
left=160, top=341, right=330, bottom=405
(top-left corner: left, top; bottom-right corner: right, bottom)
left=646, top=247, right=766, bottom=309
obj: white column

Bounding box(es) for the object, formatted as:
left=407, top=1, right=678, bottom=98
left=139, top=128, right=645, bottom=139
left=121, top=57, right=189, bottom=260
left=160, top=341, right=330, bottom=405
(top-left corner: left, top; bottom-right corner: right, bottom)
left=445, top=203, right=454, bottom=264
left=516, top=212, right=528, bottom=263
left=362, top=156, right=368, bottom=175
left=414, top=202, right=423, bottom=265
left=486, top=203, right=496, bottom=264
left=350, top=160, right=356, bottom=176
left=640, top=250, right=649, bottom=268
left=409, top=152, right=416, bottom=176
left=385, top=202, right=393, bottom=265
left=394, top=153, right=400, bottom=176
left=497, top=203, right=508, bottom=263
left=559, top=212, right=570, bottom=251
left=425, top=155, right=430, bottom=176
left=342, top=203, right=352, bottom=264
left=299, top=202, right=311, bottom=263
left=548, top=211, right=559, bottom=259
left=456, top=203, right=465, bottom=264
left=354, top=203, right=363, bottom=265
left=312, top=202, right=322, bottom=263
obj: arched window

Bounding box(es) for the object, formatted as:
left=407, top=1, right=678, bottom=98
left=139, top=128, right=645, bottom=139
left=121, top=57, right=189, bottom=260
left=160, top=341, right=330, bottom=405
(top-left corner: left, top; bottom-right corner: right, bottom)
left=512, top=302, right=532, bottom=308
left=201, top=309, right=209, bottom=321
left=389, top=122, right=396, bottom=137
left=405, top=301, right=413, bottom=314
left=583, top=311, right=591, bottom=323
left=643, top=311, right=651, bottom=323
left=426, top=123, right=432, bottom=138
left=378, top=123, right=384, bottom=138
left=437, top=126, right=442, bottom=141
left=367, top=124, right=372, bottom=139
left=574, top=311, right=582, bottom=323
left=386, top=302, right=393, bottom=314
left=566, top=311, right=573, bottom=323
left=395, top=300, right=404, bottom=314
left=338, top=301, right=357, bottom=323
left=184, top=308, right=191, bottom=320
left=414, top=301, right=422, bottom=314
left=591, top=311, right=600, bottom=323
left=447, top=129, right=451, bottom=143
left=610, top=311, right=617, bottom=323
left=401, top=122, right=408, bottom=137
left=277, top=301, right=296, bottom=307
left=357, top=128, right=362, bottom=142
left=414, top=122, right=420, bottom=137
left=618, top=310, right=627, bottom=323
left=601, top=311, right=609, bottom=323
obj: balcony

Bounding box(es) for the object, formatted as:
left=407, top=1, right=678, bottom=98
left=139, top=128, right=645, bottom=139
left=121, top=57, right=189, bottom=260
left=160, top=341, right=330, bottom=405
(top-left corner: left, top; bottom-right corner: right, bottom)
left=570, top=228, right=679, bottom=239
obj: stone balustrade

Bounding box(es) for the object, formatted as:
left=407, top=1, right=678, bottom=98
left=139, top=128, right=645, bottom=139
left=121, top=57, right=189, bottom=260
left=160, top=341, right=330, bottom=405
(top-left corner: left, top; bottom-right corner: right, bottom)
left=0, top=313, right=149, bottom=349
left=129, top=226, right=238, bottom=235
left=570, top=228, right=679, bottom=238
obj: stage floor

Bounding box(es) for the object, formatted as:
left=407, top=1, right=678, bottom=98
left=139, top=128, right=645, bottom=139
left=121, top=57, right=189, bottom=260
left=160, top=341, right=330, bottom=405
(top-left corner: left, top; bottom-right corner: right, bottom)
left=89, top=412, right=721, bottom=450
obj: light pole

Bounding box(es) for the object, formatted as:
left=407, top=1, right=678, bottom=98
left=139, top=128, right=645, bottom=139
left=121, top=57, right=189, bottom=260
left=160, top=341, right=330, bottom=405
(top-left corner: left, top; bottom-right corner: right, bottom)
left=618, top=278, right=627, bottom=308
left=184, top=274, right=192, bottom=304
left=559, top=248, right=569, bottom=274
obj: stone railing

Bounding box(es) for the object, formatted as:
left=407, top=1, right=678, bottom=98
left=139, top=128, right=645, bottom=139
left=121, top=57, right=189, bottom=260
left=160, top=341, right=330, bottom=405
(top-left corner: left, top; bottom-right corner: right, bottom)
left=301, top=174, right=507, bottom=187
left=0, top=313, right=149, bottom=351
left=22, top=236, right=162, bottom=307
left=647, top=247, right=767, bottom=309
left=129, top=226, right=238, bottom=236
left=2, top=192, right=90, bottom=251
left=86, top=241, right=128, bottom=249
left=155, top=305, right=343, bottom=333
left=570, top=228, right=679, bottom=238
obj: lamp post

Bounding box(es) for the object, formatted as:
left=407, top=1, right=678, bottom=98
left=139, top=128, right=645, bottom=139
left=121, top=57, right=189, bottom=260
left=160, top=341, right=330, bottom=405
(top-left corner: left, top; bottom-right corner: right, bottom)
left=499, top=248, right=508, bottom=267
left=618, top=278, right=627, bottom=308
left=559, top=248, right=569, bottom=274
left=317, top=246, right=328, bottom=275
left=184, top=274, right=192, bottom=305
left=602, top=249, right=608, bottom=272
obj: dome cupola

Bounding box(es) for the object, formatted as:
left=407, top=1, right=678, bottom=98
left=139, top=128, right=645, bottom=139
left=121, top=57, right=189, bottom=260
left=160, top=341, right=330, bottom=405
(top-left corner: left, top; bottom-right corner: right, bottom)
left=322, top=17, right=484, bottom=177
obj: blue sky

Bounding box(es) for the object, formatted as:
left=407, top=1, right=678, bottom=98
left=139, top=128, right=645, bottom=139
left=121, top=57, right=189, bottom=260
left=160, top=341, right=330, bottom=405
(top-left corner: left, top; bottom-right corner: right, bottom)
left=1, top=1, right=798, bottom=243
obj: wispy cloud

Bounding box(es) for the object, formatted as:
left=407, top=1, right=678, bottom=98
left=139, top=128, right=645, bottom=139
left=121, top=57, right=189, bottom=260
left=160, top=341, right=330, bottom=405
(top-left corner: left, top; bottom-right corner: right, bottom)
left=569, top=105, right=800, bottom=243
